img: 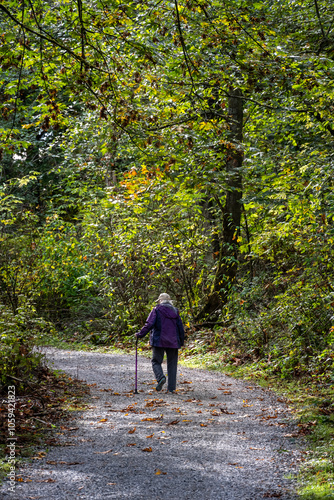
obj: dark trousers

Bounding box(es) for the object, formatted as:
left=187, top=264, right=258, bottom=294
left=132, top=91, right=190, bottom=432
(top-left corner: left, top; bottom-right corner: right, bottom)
left=151, top=347, right=178, bottom=392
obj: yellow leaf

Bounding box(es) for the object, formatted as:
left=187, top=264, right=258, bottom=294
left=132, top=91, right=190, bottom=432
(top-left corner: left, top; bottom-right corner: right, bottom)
left=155, top=469, right=167, bottom=475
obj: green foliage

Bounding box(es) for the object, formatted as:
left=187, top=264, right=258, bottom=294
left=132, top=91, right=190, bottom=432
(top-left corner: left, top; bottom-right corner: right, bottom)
left=221, top=262, right=334, bottom=379
left=36, top=215, right=101, bottom=314
left=0, top=302, right=52, bottom=391
left=80, top=167, right=212, bottom=333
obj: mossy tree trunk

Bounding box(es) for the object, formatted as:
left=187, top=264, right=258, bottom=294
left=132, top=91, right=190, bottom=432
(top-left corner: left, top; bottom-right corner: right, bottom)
left=197, top=89, right=243, bottom=320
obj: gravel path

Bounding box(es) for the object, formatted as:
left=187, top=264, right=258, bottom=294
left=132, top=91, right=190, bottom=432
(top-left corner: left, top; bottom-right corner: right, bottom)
left=2, top=347, right=304, bottom=499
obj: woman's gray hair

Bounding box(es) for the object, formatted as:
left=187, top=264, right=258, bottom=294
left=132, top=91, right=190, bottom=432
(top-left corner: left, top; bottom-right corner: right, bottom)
left=155, top=293, right=173, bottom=304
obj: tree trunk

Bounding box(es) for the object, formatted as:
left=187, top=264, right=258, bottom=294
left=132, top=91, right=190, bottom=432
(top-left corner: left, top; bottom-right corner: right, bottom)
left=197, top=89, right=243, bottom=320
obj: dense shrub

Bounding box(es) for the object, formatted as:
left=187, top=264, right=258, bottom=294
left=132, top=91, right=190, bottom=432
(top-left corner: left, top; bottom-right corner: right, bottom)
left=0, top=303, right=53, bottom=393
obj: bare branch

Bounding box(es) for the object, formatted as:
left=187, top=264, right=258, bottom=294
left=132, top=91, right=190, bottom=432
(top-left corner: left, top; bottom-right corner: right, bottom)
left=314, top=0, right=326, bottom=39
left=174, top=0, right=196, bottom=90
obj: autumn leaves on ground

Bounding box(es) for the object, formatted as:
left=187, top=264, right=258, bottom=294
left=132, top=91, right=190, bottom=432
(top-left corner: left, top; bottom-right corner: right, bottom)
left=1, top=348, right=303, bottom=499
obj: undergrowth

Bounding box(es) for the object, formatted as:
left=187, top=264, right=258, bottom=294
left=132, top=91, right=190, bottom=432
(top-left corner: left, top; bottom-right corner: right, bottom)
left=0, top=365, right=90, bottom=486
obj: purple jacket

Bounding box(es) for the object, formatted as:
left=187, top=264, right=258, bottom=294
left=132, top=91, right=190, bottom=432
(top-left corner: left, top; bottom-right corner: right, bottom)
left=136, top=303, right=185, bottom=349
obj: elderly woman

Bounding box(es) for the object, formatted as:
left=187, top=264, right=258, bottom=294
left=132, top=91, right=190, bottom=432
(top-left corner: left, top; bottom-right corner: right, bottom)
left=135, top=293, right=185, bottom=393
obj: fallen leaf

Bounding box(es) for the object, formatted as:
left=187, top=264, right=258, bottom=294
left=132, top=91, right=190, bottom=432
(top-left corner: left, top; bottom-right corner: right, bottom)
left=155, top=469, right=167, bottom=475
left=35, top=479, right=56, bottom=483
left=127, top=443, right=136, bottom=447
left=99, top=418, right=108, bottom=422
left=107, top=482, right=116, bottom=485
left=32, top=451, right=47, bottom=460
left=93, top=449, right=113, bottom=455
left=180, top=381, right=192, bottom=384
left=146, top=434, right=154, bottom=438
left=167, top=419, right=180, bottom=426
left=200, top=423, right=207, bottom=427
left=54, top=461, right=82, bottom=465
left=145, top=399, right=164, bottom=407
left=142, top=447, right=152, bottom=452
left=220, top=408, right=235, bottom=414
left=128, top=428, right=136, bottom=434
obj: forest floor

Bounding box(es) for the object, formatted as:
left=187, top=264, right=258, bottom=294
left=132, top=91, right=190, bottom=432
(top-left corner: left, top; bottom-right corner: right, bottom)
left=0, top=347, right=305, bottom=499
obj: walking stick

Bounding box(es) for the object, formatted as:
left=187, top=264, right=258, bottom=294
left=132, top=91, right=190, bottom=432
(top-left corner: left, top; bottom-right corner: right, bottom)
left=134, top=337, right=138, bottom=394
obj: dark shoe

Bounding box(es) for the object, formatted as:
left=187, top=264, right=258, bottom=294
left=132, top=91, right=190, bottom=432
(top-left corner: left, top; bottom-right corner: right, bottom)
left=156, top=376, right=166, bottom=391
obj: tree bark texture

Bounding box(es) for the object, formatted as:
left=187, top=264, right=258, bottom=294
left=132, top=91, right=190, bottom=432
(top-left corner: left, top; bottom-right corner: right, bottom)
left=197, top=89, right=243, bottom=320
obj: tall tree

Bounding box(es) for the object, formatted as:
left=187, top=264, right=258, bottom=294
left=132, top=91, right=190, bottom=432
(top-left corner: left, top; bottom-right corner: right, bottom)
left=197, top=88, right=244, bottom=319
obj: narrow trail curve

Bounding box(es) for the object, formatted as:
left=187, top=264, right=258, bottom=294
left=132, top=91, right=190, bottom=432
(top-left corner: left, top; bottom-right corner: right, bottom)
left=3, top=348, right=303, bottom=500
